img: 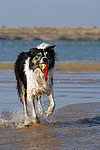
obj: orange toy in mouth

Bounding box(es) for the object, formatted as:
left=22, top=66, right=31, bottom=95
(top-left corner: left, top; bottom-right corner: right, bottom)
left=39, top=63, right=48, bottom=81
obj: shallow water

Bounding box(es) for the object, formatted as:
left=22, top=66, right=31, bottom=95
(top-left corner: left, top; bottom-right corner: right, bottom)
left=0, top=71, right=100, bottom=149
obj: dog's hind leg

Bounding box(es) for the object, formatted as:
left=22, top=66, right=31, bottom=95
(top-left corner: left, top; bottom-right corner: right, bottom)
left=22, top=97, right=30, bottom=126
left=37, top=95, right=44, bottom=115
left=21, top=84, right=30, bottom=126
left=46, top=93, right=55, bottom=117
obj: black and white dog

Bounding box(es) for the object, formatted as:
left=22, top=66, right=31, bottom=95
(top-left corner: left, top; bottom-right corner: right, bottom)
left=14, top=43, right=56, bottom=125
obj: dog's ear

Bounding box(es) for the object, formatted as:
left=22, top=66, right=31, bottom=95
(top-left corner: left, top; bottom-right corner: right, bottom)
left=29, top=48, right=38, bottom=55
left=45, top=45, right=56, bottom=51
left=52, top=45, right=56, bottom=48
left=49, top=45, right=56, bottom=49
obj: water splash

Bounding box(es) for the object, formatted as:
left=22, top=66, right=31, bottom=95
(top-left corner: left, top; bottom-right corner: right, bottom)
left=0, top=109, right=25, bottom=128
left=0, top=108, right=57, bottom=129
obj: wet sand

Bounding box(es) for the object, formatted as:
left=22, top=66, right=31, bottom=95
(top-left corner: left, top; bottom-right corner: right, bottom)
left=0, top=71, right=100, bottom=149
left=0, top=103, right=100, bottom=150
left=0, top=62, right=100, bottom=71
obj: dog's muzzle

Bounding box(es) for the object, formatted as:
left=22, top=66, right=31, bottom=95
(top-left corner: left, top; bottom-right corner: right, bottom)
left=43, top=57, right=48, bottom=63
left=40, top=57, right=48, bottom=64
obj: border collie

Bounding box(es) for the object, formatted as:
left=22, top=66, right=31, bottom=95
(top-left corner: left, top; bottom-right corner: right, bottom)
left=14, top=43, right=56, bottom=125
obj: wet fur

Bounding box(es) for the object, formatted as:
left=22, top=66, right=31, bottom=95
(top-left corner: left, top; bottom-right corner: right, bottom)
left=14, top=43, right=56, bottom=125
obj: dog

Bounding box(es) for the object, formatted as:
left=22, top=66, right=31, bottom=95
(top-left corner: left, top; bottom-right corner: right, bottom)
left=14, top=43, right=56, bottom=125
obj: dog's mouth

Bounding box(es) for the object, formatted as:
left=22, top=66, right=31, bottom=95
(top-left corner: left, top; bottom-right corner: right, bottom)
left=39, top=63, right=48, bottom=81
left=39, top=63, right=47, bottom=69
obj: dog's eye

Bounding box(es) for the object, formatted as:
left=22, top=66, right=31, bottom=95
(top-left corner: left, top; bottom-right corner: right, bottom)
left=37, top=53, right=42, bottom=57
left=38, top=54, right=41, bottom=57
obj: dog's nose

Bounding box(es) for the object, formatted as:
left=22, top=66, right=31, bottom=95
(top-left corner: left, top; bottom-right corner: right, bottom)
left=43, top=57, right=48, bottom=63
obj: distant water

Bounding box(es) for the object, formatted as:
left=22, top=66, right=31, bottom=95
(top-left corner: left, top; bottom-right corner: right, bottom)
left=0, top=40, right=100, bottom=63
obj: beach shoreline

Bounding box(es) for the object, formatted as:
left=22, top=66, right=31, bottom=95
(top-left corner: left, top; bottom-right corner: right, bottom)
left=0, top=62, right=100, bottom=71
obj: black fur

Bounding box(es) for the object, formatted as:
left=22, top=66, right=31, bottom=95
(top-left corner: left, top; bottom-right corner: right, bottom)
left=14, top=52, right=28, bottom=100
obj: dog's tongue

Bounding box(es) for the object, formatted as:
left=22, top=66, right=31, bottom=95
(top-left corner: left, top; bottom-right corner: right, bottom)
left=40, top=63, right=48, bottom=81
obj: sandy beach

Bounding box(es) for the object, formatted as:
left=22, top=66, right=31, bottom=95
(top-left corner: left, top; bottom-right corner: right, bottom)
left=0, top=62, right=100, bottom=71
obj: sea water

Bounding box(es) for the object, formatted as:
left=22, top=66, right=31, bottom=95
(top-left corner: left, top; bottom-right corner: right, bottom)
left=0, top=40, right=100, bottom=63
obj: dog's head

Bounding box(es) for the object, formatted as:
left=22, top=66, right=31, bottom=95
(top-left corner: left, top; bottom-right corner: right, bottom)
left=28, top=43, right=56, bottom=70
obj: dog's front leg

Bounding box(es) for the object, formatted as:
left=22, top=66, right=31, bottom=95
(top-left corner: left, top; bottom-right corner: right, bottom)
left=28, top=95, right=39, bottom=123
left=46, top=93, right=55, bottom=117
left=37, top=95, right=44, bottom=115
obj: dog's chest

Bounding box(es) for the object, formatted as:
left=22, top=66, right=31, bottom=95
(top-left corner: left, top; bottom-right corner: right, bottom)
left=25, top=66, right=52, bottom=95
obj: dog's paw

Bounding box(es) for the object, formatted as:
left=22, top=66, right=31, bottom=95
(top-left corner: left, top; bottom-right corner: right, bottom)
left=24, top=122, right=31, bottom=127
left=24, top=118, right=30, bottom=127
left=33, top=116, right=40, bottom=124
left=46, top=109, right=53, bottom=117
left=46, top=105, right=55, bottom=117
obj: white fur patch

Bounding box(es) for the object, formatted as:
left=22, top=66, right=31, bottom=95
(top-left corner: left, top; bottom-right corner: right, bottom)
left=37, top=43, right=50, bottom=49
left=24, top=57, right=53, bottom=97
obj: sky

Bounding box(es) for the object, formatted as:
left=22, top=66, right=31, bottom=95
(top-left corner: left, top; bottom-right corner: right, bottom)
left=0, top=0, right=100, bottom=28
